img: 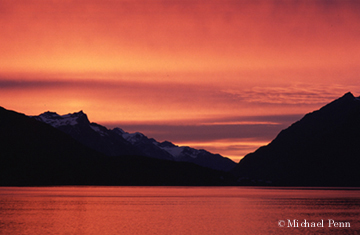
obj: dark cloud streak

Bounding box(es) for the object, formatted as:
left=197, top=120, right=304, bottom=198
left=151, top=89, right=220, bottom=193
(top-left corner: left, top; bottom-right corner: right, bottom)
left=103, top=114, right=303, bottom=143
left=0, top=79, right=68, bottom=89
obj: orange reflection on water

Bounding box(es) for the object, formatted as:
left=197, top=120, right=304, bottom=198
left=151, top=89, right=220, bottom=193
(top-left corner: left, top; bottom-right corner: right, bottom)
left=1, top=187, right=360, bottom=235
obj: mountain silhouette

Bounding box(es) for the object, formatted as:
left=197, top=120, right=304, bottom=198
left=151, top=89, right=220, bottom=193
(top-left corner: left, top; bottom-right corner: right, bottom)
left=0, top=106, right=235, bottom=186
left=232, top=92, right=360, bottom=186
left=32, top=111, right=235, bottom=171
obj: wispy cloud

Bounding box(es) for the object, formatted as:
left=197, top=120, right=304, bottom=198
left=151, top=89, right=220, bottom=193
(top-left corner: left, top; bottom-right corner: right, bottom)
left=105, top=117, right=298, bottom=162
left=105, top=113, right=302, bottom=144
left=222, top=83, right=359, bottom=105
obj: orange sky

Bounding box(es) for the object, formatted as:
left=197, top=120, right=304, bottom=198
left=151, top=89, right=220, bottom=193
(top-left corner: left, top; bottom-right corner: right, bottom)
left=1, top=0, right=360, bottom=162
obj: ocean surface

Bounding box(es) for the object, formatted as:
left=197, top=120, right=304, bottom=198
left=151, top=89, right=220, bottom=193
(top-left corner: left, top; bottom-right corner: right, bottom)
left=0, top=187, right=359, bottom=234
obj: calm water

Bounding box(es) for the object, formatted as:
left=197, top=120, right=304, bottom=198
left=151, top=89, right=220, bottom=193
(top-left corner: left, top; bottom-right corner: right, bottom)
left=0, top=187, right=359, bottom=235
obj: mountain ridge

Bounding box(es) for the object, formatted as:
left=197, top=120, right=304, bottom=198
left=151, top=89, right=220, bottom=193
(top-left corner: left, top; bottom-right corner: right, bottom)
left=232, top=92, right=360, bottom=186
left=32, top=111, right=236, bottom=172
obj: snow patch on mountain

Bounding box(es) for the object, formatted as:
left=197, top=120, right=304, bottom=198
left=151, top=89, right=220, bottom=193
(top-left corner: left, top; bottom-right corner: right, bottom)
left=90, top=124, right=107, bottom=137
left=121, top=132, right=145, bottom=144
left=34, top=111, right=80, bottom=127
left=158, top=144, right=185, bottom=159
left=154, top=141, right=201, bottom=159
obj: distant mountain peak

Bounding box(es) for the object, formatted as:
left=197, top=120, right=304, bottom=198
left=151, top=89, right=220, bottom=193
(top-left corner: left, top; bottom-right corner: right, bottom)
left=112, top=127, right=126, bottom=135
left=158, top=141, right=176, bottom=148
left=33, top=110, right=90, bottom=127
left=334, top=92, right=358, bottom=103
left=317, top=92, right=360, bottom=117
left=120, top=131, right=146, bottom=144
left=335, top=92, right=359, bottom=101
left=62, top=110, right=87, bottom=118
left=40, top=111, right=61, bottom=118
left=342, top=91, right=354, bottom=98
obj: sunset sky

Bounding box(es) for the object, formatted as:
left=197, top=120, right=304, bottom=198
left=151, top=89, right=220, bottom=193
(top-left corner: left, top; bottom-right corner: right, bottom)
left=1, top=0, right=360, bottom=162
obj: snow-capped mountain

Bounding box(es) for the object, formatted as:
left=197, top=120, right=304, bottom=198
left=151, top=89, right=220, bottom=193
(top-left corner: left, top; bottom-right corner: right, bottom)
left=32, top=111, right=236, bottom=171
left=33, top=111, right=138, bottom=157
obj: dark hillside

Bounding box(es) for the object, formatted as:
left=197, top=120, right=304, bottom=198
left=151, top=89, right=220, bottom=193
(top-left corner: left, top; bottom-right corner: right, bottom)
left=0, top=107, right=234, bottom=186
left=232, top=92, right=360, bottom=186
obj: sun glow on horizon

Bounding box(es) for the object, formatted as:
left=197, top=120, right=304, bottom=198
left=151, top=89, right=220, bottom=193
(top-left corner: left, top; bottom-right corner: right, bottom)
left=174, top=139, right=272, bottom=163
